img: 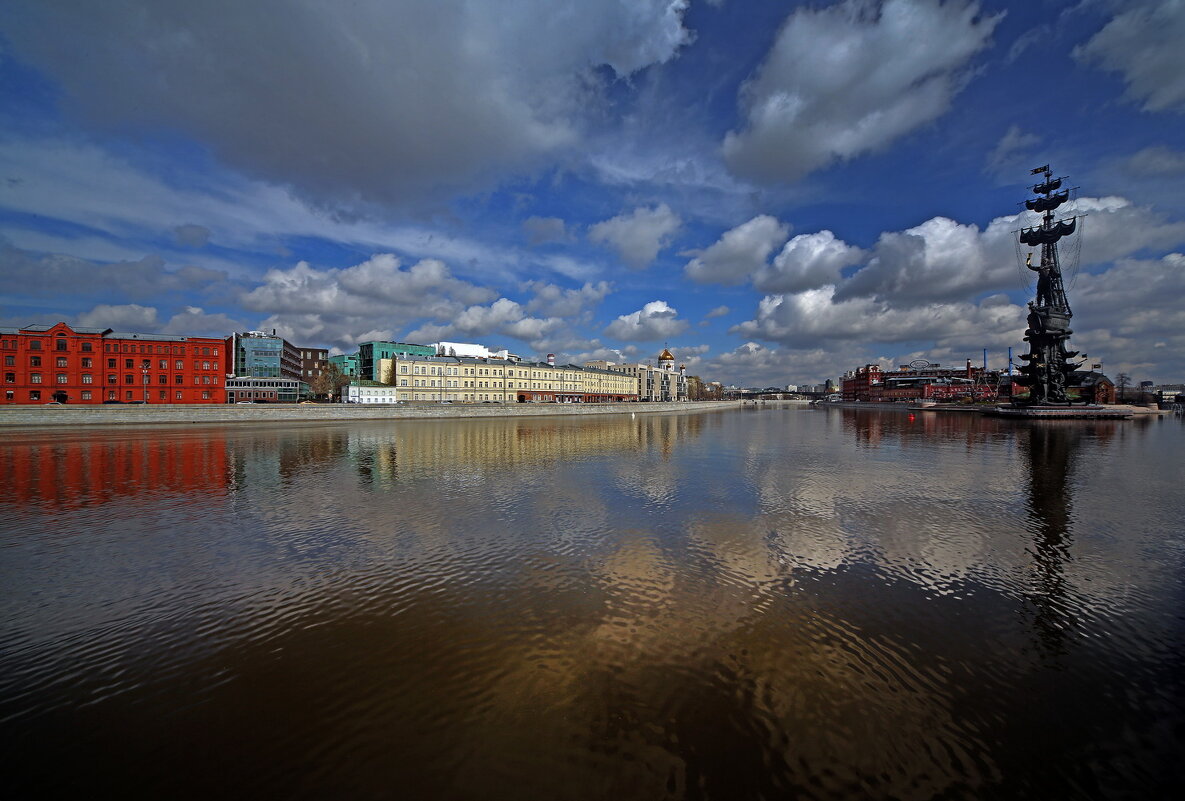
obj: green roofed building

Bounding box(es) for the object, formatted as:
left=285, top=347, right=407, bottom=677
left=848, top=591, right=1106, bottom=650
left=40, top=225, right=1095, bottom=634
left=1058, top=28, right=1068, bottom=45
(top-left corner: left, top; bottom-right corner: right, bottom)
left=358, top=341, right=435, bottom=381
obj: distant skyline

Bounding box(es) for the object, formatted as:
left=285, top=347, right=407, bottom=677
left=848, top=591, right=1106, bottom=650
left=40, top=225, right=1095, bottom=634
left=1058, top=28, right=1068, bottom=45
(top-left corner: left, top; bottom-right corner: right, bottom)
left=2, top=0, right=1183, bottom=385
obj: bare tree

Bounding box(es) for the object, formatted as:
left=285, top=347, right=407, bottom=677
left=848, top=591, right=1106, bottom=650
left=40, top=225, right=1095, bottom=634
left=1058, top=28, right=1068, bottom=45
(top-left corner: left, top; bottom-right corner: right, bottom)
left=1115, top=372, right=1131, bottom=403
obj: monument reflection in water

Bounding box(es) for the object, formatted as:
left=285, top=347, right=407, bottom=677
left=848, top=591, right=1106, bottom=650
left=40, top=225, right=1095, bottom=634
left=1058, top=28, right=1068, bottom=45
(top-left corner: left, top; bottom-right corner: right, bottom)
left=1, top=409, right=1181, bottom=799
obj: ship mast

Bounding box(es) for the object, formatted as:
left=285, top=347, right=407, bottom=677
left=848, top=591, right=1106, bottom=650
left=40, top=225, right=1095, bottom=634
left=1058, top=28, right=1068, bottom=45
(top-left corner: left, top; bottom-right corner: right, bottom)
left=1015, top=165, right=1081, bottom=406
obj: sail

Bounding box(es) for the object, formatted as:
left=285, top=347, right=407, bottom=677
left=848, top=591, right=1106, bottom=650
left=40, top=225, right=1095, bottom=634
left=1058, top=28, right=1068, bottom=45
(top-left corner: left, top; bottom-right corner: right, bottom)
left=1025, top=190, right=1069, bottom=213
left=1019, top=217, right=1077, bottom=246
left=1032, top=178, right=1062, bottom=194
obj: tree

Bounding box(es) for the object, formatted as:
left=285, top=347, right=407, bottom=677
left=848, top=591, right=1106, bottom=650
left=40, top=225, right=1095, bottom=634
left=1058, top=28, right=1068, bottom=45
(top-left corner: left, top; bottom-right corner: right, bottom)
left=1115, top=372, right=1131, bottom=403
left=312, top=363, right=346, bottom=401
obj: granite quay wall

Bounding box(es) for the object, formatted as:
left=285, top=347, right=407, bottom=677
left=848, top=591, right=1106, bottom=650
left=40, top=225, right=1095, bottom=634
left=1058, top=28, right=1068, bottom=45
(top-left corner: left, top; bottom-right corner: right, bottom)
left=0, top=400, right=741, bottom=428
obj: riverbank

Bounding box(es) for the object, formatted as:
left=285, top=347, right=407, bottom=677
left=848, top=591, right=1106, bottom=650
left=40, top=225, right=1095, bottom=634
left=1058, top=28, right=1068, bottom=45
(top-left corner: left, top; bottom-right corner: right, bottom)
left=0, top=399, right=741, bottom=428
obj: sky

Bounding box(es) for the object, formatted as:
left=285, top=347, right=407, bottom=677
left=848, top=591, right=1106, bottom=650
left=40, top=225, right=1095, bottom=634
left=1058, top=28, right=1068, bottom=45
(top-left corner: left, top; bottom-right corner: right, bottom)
left=1, top=0, right=1183, bottom=387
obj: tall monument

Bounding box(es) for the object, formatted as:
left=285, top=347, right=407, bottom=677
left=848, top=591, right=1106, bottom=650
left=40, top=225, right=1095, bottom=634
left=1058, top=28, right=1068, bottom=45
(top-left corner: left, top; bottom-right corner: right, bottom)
left=1014, top=166, right=1081, bottom=406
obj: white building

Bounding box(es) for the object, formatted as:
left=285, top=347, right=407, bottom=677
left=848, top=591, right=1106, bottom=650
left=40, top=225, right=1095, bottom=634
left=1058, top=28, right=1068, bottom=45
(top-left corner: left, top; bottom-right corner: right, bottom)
left=432, top=341, right=520, bottom=362
left=586, top=348, right=687, bottom=402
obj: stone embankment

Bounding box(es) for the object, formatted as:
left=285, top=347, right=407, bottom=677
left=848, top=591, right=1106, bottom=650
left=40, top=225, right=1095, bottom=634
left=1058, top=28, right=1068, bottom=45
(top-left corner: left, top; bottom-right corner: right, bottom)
left=0, top=400, right=741, bottom=428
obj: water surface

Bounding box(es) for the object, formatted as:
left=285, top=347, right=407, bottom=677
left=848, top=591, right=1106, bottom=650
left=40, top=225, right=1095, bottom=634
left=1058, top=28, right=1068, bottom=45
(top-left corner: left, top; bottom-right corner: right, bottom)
left=2, top=407, right=1182, bottom=799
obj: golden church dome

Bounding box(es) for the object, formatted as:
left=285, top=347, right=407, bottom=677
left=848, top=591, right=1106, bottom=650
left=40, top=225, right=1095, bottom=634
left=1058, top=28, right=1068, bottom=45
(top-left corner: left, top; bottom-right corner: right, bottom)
left=658, top=348, right=675, bottom=361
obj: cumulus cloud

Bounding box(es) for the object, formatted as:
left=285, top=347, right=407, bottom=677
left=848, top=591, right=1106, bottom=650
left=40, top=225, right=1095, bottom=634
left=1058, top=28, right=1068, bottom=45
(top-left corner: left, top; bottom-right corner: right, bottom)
left=238, top=254, right=497, bottom=350
left=684, top=215, right=789, bottom=285
left=732, top=287, right=1025, bottom=351
left=835, top=196, right=1185, bottom=304
left=1075, top=0, right=1185, bottom=113
left=704, top=305, right=731, bottom=319
left=1, top=1, right=694, bottom=205
left=604, top=300, right=689, bottom=341
left=523, top=216, right=573, bottom=245
left=723, top=0, right=1000, bottom=182
left=755, top=230, right=865, bottom=293
left=406, top=297, right=565, bottom=350
left=77, top=303, right=159, bottom=330
left=588, top=204, right=682, bottom=269
left=523, top=280, right=611, bottom=317
left=159, top=307, right=245, bottom=338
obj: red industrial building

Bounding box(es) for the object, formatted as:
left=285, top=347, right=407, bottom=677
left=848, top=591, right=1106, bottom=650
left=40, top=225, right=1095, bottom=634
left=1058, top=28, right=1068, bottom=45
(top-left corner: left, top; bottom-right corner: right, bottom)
left=842, top=361, right=999, bottom=403
left=1, top=322, right=226, bottom=405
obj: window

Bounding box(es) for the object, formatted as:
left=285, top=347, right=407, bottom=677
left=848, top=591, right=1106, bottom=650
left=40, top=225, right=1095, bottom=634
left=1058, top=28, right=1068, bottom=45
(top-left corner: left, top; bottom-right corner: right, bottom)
left=3, top=356, right=11, bottom=366
left=107, top=358, right=116, bottom=368
left=30, top=356, right=41, bottom=367
left=56, top=338, right=67, bottom=351
left=158, top=375, right=168, bottom=384
left=82, top=374, right=93, bottom=384
left=159, top=390, right=167, bottom=400
left=175, top=375, right=183, bottom=384
left=159, top=360, right=168, bottom=369
left=125, top=375, right=134, bottom=384
left=81, top=342, right=92, bottom=352
left=81, top=391, right=91, bottom=400
left=3, top=372, right=12, bottom=383
left=141, top=360, right=151, bottom=370
left=30, top=373, right=42, bottom=383
left=125, top=390, right=132, bottom=400
left=176, top=392, right=182, bottom=399
left=107, top=390, right=116, bottom=400
left=201, top=391, right=211, bottom=399
left=29, top=341, right=41, bottom=350
left=107, top=375, right=116, bottom=384
left=56, top=374, right=68, bottom=384
left=213, top=348, right=219, bottom=356
left=125, top=359, right=133, bottom=368
left=30, top=390, right=40, bottom=400
left=213, top=361, right=218, bottom=370
left=175, top=360, right=183, bottom=370
left=202, top=361, right=210, bottom=370
left=56, top=357, right=68, bottom=368
left=81, top=358, right=92, bottom=368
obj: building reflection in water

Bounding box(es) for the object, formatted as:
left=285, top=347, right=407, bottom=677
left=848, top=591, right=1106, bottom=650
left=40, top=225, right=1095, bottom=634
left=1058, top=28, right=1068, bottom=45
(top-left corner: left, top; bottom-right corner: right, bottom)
left=0, top=429, right=231, bottom=508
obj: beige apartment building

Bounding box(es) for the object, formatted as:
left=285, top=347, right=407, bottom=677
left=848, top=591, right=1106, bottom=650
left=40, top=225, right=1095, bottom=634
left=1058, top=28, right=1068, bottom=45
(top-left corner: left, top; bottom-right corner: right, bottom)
left=374, top=354, right=637, bottom=403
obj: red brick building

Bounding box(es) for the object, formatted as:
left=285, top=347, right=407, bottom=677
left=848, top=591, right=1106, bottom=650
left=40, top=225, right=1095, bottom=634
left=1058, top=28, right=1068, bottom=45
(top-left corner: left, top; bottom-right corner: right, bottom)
left=1, top=322, right=226, bottom=405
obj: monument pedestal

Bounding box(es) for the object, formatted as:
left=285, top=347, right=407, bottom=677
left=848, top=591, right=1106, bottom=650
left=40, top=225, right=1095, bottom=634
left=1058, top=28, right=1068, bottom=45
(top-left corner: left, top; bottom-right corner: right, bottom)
left=984, top=405, right=1132, bottom=420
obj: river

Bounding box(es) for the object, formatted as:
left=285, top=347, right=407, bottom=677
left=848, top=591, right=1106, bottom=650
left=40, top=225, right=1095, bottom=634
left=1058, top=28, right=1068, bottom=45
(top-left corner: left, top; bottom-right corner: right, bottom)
left=2, top=407, right=1182, bottom=799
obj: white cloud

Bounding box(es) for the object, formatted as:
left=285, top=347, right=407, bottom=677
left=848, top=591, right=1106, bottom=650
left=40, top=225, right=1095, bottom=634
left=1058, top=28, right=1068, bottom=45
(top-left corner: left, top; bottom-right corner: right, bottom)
left=407, top=297, right=565, bottom=350
left=731, top=286, right=1025, bottom=351
left=2, top=1, right=694, bottom=205
left=704, top=305, right=731, bottom=319
left=684, top=215, right=789, bottom=285
left=588, top=204, right=682, bottom=269
left=755, top=230, right=865, bottom=293
left=523, top=280, right=611, bottom=317
left=238, top=254, right=498, bottom=350
left=723, top=0, right=1000, bottom=182
left=835, top=196, right=1185, bottom=304
left=160, top=307, right=245, bottom=338
left=77, top=303, right=159, bottom=330
left=1075, top=0, right=1185, bottom=113
left=604, top=300, right=689, bottom=341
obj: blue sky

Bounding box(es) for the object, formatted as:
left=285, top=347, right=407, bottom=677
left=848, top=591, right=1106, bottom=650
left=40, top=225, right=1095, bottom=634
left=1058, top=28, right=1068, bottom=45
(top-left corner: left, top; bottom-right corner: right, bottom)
left=2, top=0, right=1183, bottom=386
